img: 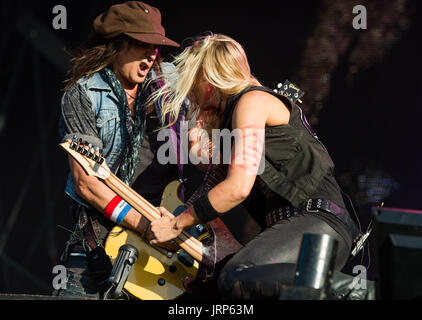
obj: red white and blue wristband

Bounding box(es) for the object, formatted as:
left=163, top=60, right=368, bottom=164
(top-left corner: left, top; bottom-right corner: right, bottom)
left=104, top=195, right=131, bottom=225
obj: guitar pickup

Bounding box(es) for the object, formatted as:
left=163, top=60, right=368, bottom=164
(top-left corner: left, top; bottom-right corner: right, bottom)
left=177, top=249, right=194, bottom=268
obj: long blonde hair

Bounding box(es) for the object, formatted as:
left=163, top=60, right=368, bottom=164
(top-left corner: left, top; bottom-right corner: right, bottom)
left=148, top=33, right=260, bottom=127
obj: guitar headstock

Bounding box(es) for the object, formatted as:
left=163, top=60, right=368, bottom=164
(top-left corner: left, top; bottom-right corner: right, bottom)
left=274, top=80, right=305, bottom=104
left=59, top=135, right=111, bottom=180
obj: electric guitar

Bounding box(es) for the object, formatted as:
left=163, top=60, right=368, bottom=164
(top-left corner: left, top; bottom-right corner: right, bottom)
left=59, top=137, right=242, bottom=300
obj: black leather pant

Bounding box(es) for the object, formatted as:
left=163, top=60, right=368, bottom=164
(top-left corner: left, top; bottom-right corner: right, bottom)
left=217, top=213, right=352, bottom=299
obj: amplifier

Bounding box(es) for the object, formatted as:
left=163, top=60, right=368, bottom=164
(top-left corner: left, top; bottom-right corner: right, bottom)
left=370, top=206, right=422, bottom=299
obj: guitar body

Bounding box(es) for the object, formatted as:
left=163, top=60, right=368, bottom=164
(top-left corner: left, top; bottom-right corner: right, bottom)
left=105, top=226, right=200, bottom=300
left=104, top=181, right=207, bottom=300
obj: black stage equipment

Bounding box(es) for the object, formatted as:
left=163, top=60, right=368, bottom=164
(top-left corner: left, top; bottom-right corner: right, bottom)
left=370, top=206, right=422, bottom=299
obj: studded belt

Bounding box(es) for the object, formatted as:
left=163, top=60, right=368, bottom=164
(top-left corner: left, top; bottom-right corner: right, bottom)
left=266, top=199, right=369, bottom=257
left=266, top=199, right=345, bottom=227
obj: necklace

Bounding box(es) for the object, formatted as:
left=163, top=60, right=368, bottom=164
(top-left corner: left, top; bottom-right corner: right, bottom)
left=125, top=90, right=137, bottom=100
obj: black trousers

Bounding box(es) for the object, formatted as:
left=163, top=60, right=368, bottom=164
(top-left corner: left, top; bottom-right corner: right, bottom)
left=217, top=213, right=352, bottom=299
left=52, top=207, right=116, bottom=299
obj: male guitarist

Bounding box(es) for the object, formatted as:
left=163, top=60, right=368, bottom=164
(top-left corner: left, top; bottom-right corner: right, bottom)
left=54, top=1, right=183, bottom=299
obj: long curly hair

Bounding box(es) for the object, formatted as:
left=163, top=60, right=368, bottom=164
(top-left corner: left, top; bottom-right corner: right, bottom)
left=63, top=33, right=163, bottom=91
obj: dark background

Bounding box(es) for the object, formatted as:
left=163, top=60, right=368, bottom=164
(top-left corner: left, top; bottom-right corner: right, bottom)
left=0, top=0, right=420, bottom=295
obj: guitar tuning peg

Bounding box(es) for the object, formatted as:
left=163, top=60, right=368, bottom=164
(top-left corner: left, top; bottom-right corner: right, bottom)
left=70, top=135, right=78, bottom=150
left=93, top=146, right=100, bottom=161
left=81, top=141, right=89, bottom=155
left=87, top=144, right=95, bottom=159
left=277, top=83, right=282, bottom=88
left=76, top=138, right=83, bottom=152
left=97, top=149, right=105, bottom=164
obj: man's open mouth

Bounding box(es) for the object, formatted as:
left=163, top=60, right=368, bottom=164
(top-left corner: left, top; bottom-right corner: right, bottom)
left=138, top=62, right=150, bottom=76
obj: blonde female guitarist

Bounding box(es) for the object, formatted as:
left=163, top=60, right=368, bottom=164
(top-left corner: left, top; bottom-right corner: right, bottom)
left=146, top=33, right=362, bottom=300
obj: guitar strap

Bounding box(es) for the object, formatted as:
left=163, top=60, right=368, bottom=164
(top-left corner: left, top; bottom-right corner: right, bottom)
left=166, top=104, right=187, bottom=203
left=169, top=116, right=185, bottom=202
left=77, top=206, right=100, bottom=250
left=151, top=71, right=187, bottom=203
left=77, top=206, right=113, bottom=288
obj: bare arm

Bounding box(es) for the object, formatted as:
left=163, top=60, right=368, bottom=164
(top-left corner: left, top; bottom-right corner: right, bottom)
left=206, top=90, right=290, bottom=212
left=61, top=83, right=151, bottom=237
left=149, top=90, right=290, bottom=243
left=69, top=156, right=150, bottom=236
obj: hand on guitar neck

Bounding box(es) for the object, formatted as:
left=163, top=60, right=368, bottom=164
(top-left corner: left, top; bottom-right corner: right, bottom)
left=146, top=206, right=201, bottom=246
left=68, top=154, right=178, bottom=252
left=60, top=137, right=221, bottom=265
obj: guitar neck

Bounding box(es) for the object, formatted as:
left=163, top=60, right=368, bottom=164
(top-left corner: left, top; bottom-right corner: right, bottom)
left=102, top=173, right=207, bottom=265
left=59, top=139, right=212, bottom=267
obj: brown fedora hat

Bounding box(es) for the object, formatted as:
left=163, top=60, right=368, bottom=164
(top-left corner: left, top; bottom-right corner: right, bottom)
left=93, top=1, right=179, bottom=47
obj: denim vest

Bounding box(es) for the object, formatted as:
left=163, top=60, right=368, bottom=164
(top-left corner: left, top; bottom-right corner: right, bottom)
left=63, top=62, right=178, bottom=207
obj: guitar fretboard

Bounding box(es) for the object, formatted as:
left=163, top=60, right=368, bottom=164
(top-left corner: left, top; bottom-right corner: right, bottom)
left=104, top=171, right=208, bottom=265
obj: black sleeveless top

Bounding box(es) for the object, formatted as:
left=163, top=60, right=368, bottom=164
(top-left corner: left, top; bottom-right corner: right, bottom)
left=220, top=86, right=359, bottom=239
